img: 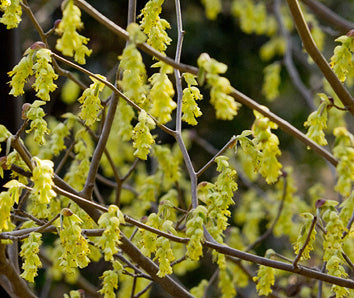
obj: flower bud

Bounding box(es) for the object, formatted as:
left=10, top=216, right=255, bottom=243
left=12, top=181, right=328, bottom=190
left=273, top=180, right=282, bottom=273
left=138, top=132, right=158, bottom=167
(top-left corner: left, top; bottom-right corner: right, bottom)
left=62, top=208, right=73, bottom=217
left=21, top=103, right=31, bottom=120
left=30, top=41, right=46, bottom=50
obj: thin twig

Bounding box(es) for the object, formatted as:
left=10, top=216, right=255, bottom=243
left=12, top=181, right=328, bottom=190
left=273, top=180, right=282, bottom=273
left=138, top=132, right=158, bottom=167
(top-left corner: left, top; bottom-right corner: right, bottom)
left=342, top=251, right=354, bottom=270
left=318, top=262, right=326, bottom=298
left=130, top=276, right=137, bottom=298
left=53, top=185, right=108, bottom=213
left=196, top=136, right=237, bottom=177
left=55, top=141, right=75, bottom=174
left=133, top=281, right=153, bottom=298
left=14, top=209, right=46, bottom=226
left=121, top=158, right=139, bottom=181
left=174, top=0, right=184, bottom=133
left=93, top=183, right=105, bottom=205
left=343, top=207, right=354, bottom=239
left=127, top=0, right=137, bottom=25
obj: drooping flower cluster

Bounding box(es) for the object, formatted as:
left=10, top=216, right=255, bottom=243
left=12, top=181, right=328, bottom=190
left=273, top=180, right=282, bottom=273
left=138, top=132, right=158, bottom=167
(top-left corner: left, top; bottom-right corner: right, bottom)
left=330, top=34, right=354, bottom=83
left=197, top=53, right=240, bottom=120
left=304, top=93, right=330, bottom=146
left=24, top=100, right=49, bottom=145
left=262, top=62, right=281, bottom=101
left=8, top=49, right=35, bottom=97
left=132, top=110, right=155, bottom=160
left=0, top=125, right=10, bottom=158
left=55, top=0, right=92, bottom=64
left=78, top=76, right=105, bottom=127
left=320, top=201, right=348, bottom=298
left=119, top=23, right=148, bottom=106
left=185, top=205, right=207, bottom=261
left=139, top=0, right=171, bottom=53
left=333, top=127, right=354, bottom=197
left=232, top=0, right=277, bottom=36
left=154, top=233, right=175, bottom=277
left=96, top=205, right=125, bottom=261
left=201, top=0, right=221, bottom=21
left=19, top=225, right=42, bottom=283
left=98, top=261, right=122, bottom=298
left=253, top=263, right=275, bottom=296
left=8, top=47, right=58, bottom=101
left=148, top=62, right=176, bottom=124
left=59, top=209, right=91, bottom=278
left=198, top=156, right=237, bottom=244
left=64, top=128, right=93, bottom=191
left=152, top=144, right=180, bottom=188
left=0, top=0, right=22, bottom=29
left=182, top=73, right=203, bottom=125
left=31, top=157, right=56, bottom=205
left=218, top=267, right=236, bottom=298
left=32, top=49, right=58, bottom=101
left=0, top=180, right=23, bottom=234
left=252, top=109, right=282, bottom=184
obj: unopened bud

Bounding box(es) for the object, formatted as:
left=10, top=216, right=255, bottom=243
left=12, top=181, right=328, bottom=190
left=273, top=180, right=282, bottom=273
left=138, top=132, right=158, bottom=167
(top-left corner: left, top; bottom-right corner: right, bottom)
left=30, top=41, right=46, bottom=50
left=315, top=199, right=326, bottom=209
left=62, top=208, right=73, bottom=217
left=0, top=156, right=7, bottom=170
left=21, top=103, right=31, bottom=120
left=346, top=29, right=354, bottom=38
left=54, top=19, right=61, bottom=29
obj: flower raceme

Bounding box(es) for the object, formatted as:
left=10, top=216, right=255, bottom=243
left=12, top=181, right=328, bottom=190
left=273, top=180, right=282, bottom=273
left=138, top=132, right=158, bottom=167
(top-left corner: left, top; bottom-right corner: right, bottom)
left=59, top=209, right=91, bottom=278
left=8, top=46, right=58, bottom=101
left=139, top=0, right=172, bottom=54
left=119, top=23, right=149, bottom=106
left=304, top=93, right=330, bottom=146
left=252, top=109, right=282, bottom=184
left=197, top=53, right=240, bottom=120
left=78, top=76, right=106, bottom=127
left=55, top=0, right=92, bottom=64
left=182, top=73, right=203, bottom=125
left=0, top=0, right=22, bottom=29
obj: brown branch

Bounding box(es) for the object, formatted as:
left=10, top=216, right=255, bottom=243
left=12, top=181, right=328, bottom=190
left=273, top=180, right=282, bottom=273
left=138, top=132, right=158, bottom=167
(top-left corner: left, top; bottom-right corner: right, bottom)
left=301, top=0, right=354, bottom=34
left=196, top=136, right=237, bottom=177
left=287, top=0, right=354, bottom=115
left=133, top=281, right=153, bottom=298
left=204, top=241, right=354, bottom=289
left=124, top=215, right=189, bottom=244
